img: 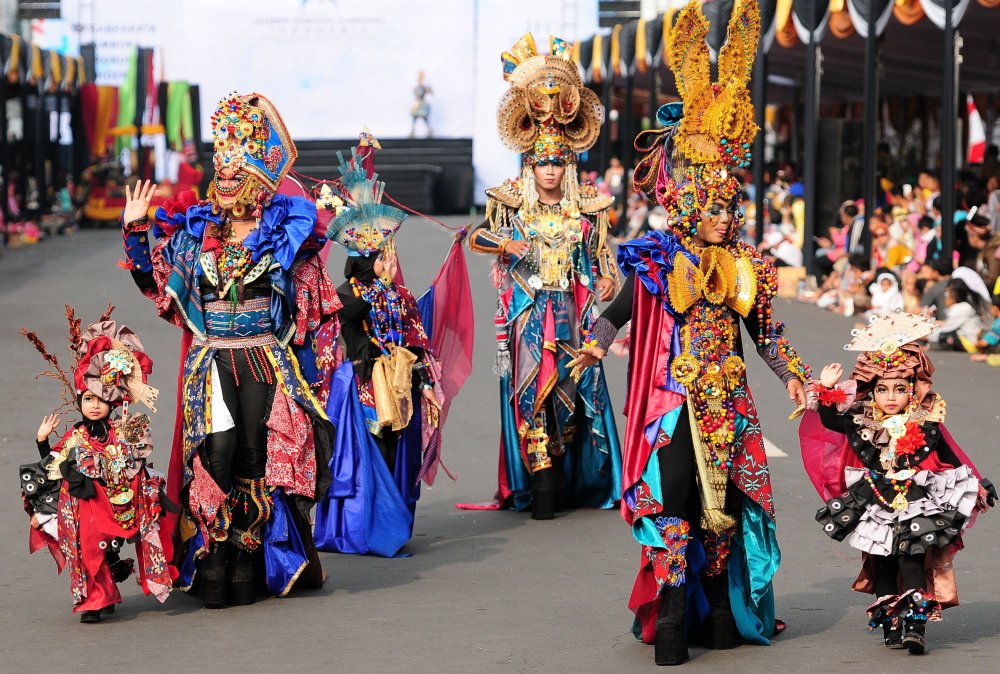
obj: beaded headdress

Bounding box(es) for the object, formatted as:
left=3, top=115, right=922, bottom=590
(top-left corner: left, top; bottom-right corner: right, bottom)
left=496, top=34, right=604, bottom=166
left=326, top=146, right=406, bottom=257
left=20, top=305, right=158, bottom=413
left=633, top=0, right=760, bottom=239
left=208, top=92, right=298, bottom=217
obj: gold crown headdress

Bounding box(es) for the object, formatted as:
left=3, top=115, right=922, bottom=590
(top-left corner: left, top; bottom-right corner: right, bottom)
left=496, top=34, right=604, bottom=165
left=669, top=0, right=759, bottom=168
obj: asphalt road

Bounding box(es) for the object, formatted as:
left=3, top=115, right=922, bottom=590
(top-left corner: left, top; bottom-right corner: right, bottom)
left=0, top=221, right=997, bottom=673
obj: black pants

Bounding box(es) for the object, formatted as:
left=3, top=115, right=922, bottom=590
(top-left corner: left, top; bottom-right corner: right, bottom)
left=656, top=404, right=740, bottom=522
left=198, top=348, right=272, bottom=492
left=873, top=553, right=927, bottom=597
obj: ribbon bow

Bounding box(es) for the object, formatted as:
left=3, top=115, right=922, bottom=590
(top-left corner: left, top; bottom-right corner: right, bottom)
left=667, top=246, right=757, bottom=316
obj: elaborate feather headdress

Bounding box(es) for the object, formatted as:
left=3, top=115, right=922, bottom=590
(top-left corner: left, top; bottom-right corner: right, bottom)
left=326, top=146, right=406, bottom=257
left=633, top=0, right=761, bottom=239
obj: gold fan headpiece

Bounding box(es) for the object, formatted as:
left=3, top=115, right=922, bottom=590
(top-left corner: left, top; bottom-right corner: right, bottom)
left=497, top=34, right=604, bottom=165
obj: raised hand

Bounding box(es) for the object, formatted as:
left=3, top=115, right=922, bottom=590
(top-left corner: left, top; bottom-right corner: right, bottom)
left=819, top=363, right=843, bottom=388
left=36, top=413, right=61, bottom=443
left=123, top=179, right=158, bottom=226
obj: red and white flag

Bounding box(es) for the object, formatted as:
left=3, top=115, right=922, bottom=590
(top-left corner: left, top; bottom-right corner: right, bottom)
left=967, top=94, right=986, bottom=165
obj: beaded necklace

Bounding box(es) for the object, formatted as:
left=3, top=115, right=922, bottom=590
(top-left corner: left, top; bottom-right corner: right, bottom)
left=863, top=468, right=912, bottom=511
left=350, top=276, right=406, bottom=356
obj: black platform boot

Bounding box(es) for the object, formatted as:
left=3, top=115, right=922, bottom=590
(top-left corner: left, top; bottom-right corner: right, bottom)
left=200, top=540, right=229, bottom=609
left=700, top=572, right=738, bottom=649
left=227, top=544, right=256, bottom=606
left=902, top=622, right=925, bottom=654
left=655, top=585, right=689, bottom=666
left=531, top=468, right=556, bottom=520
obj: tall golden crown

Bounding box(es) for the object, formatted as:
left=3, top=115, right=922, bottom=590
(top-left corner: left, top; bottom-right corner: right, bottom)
left=496, top=34, right=604, bottom=162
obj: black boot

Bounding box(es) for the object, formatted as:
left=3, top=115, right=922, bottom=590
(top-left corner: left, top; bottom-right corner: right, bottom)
left=227, top=545, right=256, bottom=606
left=882, top=620, right=903, bottom=648
left=531, top=468, right=556, bottom=520
left=655, top=585, right=689, bottom=666
left=79, top=610, right=103, bottom=624
left=902, top=622, right=925, bottom=655
left=199, top=540, right=229, bottom=609
left=700, top=573, right=738, bottom=649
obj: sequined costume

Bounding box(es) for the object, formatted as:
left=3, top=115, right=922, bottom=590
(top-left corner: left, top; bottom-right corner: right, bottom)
left=799, top=312, right=993, bottom=653
left=466, top=34, right=622, bottom=516
left=19, top=314, right=172, bottom=620
left=583, top=1, right=809, bottom=661
left=122, top=92, right=339, bottom=605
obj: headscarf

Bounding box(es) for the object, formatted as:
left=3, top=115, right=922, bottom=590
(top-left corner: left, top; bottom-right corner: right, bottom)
left=850, top=341, right=936, bottom=411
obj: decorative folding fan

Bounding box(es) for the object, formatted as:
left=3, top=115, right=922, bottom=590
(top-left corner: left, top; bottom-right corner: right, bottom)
left=843, top=310, right=937, bottom=354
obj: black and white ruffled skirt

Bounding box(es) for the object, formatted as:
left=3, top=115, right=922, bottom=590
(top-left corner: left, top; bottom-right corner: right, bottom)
left=816, top=464, right=979, bottom=556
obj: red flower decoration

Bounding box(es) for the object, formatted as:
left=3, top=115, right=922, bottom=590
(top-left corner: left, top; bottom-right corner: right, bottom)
left=162, top=190, right=200, bottom=219
left=895, top=422, right=926, bottom=456
left=816, top=385, right=848, bottom=406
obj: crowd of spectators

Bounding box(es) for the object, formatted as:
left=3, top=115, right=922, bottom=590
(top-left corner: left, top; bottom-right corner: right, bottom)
left=594, top=150, right=1000, bottom=367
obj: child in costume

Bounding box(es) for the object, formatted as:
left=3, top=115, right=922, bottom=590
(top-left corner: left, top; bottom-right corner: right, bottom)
left=800, top=311, right=996, bottom=654
left=20, top=308, right=172, bottom=622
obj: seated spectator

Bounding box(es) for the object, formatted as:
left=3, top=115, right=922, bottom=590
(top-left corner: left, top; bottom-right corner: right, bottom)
left=971, top=294, right=1000, bottom=364
left=868, top=272, right=904, bottom=316
left=928, top=277, right=985, bottom=351
left=918, top=258, right=952, bottom=318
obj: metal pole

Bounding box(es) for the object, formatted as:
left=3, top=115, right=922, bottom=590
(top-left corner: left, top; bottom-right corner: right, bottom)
left=802, top=30, right=822, bottom=275
left=600, top=77, right=613, bottom=173
left=752, top=49, right=768, bottom=246
left=940, top=5, right=960, bottom=261
left=861, top=1, right=881, bottom=259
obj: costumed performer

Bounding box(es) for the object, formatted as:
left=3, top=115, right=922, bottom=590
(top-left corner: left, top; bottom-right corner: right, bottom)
left=20, top=307, right=172, bottom=622
left=120, top=92, right=340, bottom=607
left=466, top=33, right=622, bottom=520
left=570, top=0, right=810, bottom=664
left=800, top=310, right=995, bottom=654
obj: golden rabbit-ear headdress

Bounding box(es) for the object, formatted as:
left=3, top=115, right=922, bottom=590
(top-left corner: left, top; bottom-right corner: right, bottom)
left=633, top=0, right=760, bottom=240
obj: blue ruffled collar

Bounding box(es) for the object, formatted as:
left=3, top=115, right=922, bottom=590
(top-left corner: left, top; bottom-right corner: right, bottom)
left=174, top=193, right=322, bottom=270
left=617, top=231, right=699, bottom=318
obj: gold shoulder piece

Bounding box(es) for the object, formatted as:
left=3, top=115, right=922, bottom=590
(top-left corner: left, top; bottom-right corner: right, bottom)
left=699, top=246, right=734, bottom=304
left=668, top=252, right=703, bottom=314
left=578, top=184, right=614, bottom=214
left=727, top=253, right=758, bottom=317
left=485, top=179, right=523, bottom=209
